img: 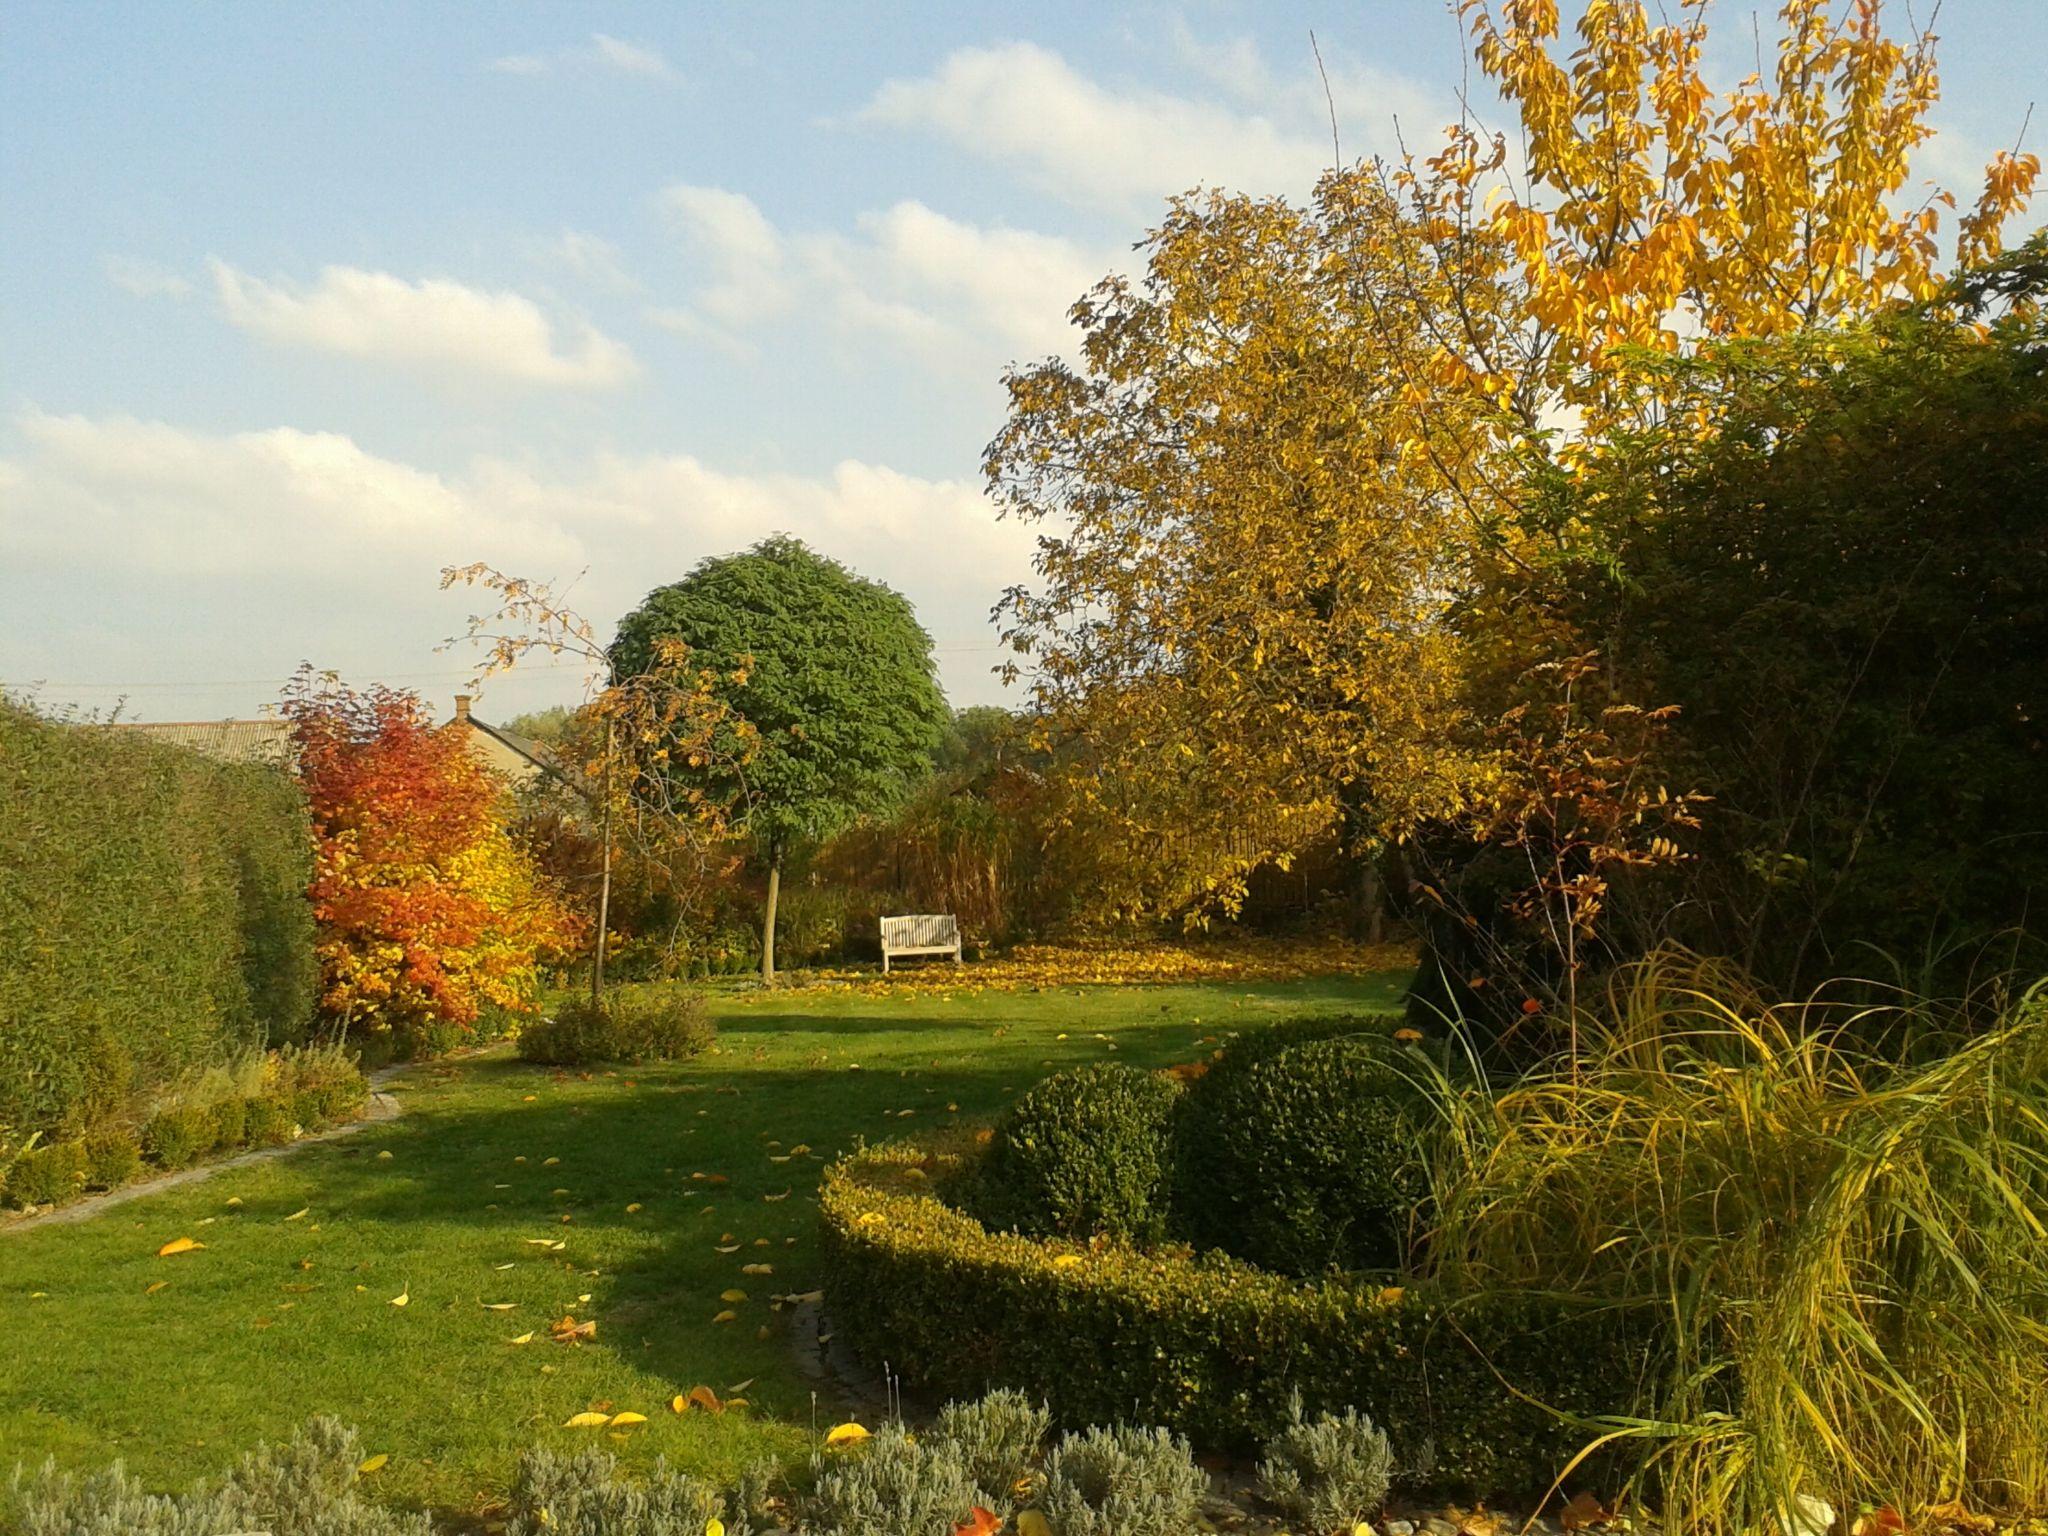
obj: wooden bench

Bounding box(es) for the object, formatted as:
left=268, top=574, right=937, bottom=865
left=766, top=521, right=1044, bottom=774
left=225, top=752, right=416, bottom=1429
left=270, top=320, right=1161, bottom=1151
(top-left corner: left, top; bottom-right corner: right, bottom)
left=880, top=913, right=962, bottom=973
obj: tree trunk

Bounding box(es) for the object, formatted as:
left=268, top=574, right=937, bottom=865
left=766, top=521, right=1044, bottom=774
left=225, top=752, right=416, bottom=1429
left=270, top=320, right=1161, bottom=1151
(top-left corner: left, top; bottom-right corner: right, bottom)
left=592, top=722, right=614, bottom=1007
left=760, top=856, right=780, bottom=985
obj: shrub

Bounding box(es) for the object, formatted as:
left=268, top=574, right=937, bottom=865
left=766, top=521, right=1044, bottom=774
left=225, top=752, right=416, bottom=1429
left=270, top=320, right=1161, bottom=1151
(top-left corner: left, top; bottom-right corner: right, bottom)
left=208, top=1095, right=249, bottom=1151
left=245, top=1093, right=297, bottom=1146
left=5, top=1140, right=89, bottom=1206
left=0, top=703, right=316, bottom=1142
left=964, top=1063, right=1180, bottom=1241
left=1172, top=1033, right=1432, bottom=1273
left=795, top=1423, right=981, bottom=1536
left=4, top=1417, right=429, bottom=1536
left=821, top=1140, right=1660, bottom=1496
left=1256, top=1393, right=1394, bottom=1532
left=517, top=989, right=714, bottom=1066
left=82, top=1130, right=142, bottom=1190
left=506, top=1447, right=745, bottom=1536
left=1036, top=1425, right=1207, bottom=1536
left=139, top=1104, right=210, bottom=1170
left=929, top=1388, right=1051, bottom=1513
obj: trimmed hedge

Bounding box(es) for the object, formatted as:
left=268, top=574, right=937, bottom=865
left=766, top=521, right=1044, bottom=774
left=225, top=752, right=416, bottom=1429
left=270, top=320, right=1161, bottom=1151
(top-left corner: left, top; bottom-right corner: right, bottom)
left=1173, top=1034, right=1434, bottom=1274
left=963, top=1063, right=1181, bottom=1241
left=0, top=703, right=317, bottom=1139
left=821, top=1140, right=1663, bottom=1498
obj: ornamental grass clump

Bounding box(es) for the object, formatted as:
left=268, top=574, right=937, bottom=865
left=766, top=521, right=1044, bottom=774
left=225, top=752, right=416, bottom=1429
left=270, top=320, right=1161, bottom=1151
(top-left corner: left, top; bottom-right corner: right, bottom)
left=1256, top=1391, right=1394, bottom=1532
left=1426, top=950, right=2048, bottom=1536
left=1036, top=1425, right=1208, bottom=1536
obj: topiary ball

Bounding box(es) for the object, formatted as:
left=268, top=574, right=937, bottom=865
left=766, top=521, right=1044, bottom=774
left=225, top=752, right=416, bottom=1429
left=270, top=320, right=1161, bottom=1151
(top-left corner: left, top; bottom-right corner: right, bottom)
left=966, top=1062, right=1181, bottom=1242
left=1172, top=1034, right=1432, bottom=1274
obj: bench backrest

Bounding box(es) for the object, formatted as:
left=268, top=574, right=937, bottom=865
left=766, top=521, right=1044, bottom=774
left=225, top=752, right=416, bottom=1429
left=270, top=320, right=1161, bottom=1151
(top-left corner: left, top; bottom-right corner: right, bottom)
left=881, top=913, right=959, bottom=948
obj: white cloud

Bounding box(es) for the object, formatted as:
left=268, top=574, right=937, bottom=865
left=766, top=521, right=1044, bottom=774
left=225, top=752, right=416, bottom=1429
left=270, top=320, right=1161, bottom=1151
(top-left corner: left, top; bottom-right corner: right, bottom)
left=104, top=255, right=194, bottom=300
left=654, top=183, right=1108, bottom=364
left=590, top=34, right=677, bottom=80
left=208, top=260, right=640, bottom=389
left=540, top=230, right=638, bottom=293
left=857, top=38, right=1444, bottom=212
left=485, top=33, right=678, bottom=83
left=0, top=408, right=1036, bottom=707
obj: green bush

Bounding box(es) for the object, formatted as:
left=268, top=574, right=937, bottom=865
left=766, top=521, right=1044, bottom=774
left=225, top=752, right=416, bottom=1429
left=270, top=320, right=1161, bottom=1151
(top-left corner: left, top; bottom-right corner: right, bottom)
left=245, top=1093, right=297, bottom=1146
left=208, top=1095, right=249, bottom=1151
left=82, top=1130, right=142, bottom=1190
left=930, top=1388, right=1051, bottom=1514
left=1256, top=1393, right=1394, bottom=1532
left=963, top=1063, right=1181, bottom=1241
left=506, top=1447, right=746, bottom=1536
left=3, top=1417, right=429, bottom=1536
left=517, top=989, right=715, bottom=1066
left=821, top=1140, right=1661, bottom=1496
left=140, top=1104, right=211, bottom=1170
left=1173, top=1033, right=1433, bottom=1273
left=1037, top=1425, right=1207, bottom=1536
left=795, top=1423, right=981, bottom=1536
left=0, top=704, right=317, bottom=1142
left=5, top=1140, right=89, bottom=1205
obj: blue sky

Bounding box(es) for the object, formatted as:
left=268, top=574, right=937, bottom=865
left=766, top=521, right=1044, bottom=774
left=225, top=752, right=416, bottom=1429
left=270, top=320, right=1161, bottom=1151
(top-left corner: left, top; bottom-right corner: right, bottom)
left=4, top=0, right=2043, bottom=725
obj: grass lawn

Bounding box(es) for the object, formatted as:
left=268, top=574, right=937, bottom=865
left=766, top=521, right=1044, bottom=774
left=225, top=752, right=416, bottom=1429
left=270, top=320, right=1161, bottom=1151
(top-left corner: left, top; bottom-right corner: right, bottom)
left=0, top=967, right=1405, bottom=1523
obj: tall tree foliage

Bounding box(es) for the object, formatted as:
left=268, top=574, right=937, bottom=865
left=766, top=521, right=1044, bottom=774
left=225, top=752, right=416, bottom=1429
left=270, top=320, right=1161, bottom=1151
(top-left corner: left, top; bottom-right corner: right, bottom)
left=611, top=537, right=948, bottom=982
left=284, top=671, right=578, bottom=1051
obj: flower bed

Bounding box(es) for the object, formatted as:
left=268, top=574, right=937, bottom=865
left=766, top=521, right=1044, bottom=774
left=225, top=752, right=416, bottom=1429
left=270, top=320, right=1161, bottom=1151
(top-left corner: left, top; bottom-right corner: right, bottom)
left=821, top=1139, right=1662, bottom=1498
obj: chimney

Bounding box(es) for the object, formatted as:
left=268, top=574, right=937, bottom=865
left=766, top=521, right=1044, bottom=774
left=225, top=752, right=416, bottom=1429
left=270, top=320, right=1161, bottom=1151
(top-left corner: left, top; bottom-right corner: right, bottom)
left=453, top=694, right=472, bottom=724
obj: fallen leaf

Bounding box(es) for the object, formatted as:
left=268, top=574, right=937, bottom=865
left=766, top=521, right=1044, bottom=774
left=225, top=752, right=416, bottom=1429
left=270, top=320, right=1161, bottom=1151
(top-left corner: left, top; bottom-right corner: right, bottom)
left=285, top=1208, right=310, bottom=1221
left=625, top=1203, right=643, bottom=1213
left=712, top=1309, right=738, bottom=1324
left=608, top=1411, right=647, bottom=1427
left=144, top=1281, right=169, bottom=1295
left=720, top=1289, right=748, bottom=1302
left=357, top=1454, right=388, bottom=1474
left=686, top=1385, right=722, bottom=1413
left=825, top=1422, right=869, bottom=1447
left=482, top=1302, right=518, bottom=1311
left=509, top=1332, right=535, bottom=1345
left=389, top=1288, right=409, bottom=1307
left=156, top=1237, right=204, bottom=1258
left=1559, top=1492, right=1611, bottom=1533
left=563, top=1411, right=610, bottom=1429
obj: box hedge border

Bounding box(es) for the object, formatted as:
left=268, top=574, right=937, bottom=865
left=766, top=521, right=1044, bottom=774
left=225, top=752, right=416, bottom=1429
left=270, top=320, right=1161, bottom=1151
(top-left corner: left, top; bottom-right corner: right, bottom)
left=821, top=1138, right=1665, bottom=1499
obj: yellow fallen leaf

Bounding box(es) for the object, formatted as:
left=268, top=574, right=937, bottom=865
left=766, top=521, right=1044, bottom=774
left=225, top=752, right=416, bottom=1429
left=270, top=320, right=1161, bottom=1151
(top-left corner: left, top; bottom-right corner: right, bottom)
left=285, top=1208, right=309, bottom=1221
left=544, top=1157, right=560, bottom=1166
left=625, top=1203, right=643, bottom=1213
left=357, top=1454, right=388, bottom=1474
left=608, top=1411, right=647, bottom=1427
left=156, top=1237, right=204, bottom=1258
left=377, top=1150, right=393, bottom=1160
left=708, top=1520, right=725, bottom=1536
left=726, top=1377, right=755, bottom=1393
left=144, top=1280, right=169, bottom=1295
left=670, top=1393, right=689, bottom=1413
left=720, top=1288, right=748, bottom=1302
left=740, top=1263, right=773, bottom=1275
left=714, top=1244, right=740, bottom=1254
left=577, top=1293, right=591, bottom=1303
left=390, top=1289, right=409, bottom=1307
left=712, top=1309, right=738, bottom=1323
left=483, top=1302, right=518, bottom=1311
left=825, top=1422, right=870, bottom=1447
left=563, top=1411, right=610, bottom=1428
left=509, top=1332, right=535, bottom=1344
left=224, top=1196, right=243, bottom=1207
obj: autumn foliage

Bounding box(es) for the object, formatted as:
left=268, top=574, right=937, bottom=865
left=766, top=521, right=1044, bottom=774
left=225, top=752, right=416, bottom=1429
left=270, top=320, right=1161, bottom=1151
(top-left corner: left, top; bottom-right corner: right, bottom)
left=284, top=671, right=578, bottom=1047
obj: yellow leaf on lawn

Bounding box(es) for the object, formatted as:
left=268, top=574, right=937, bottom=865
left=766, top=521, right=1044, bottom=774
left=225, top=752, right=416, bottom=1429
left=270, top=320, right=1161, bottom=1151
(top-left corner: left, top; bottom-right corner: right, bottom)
left=686, top=1384, right=723, bottom=1413
left=712, top=1309, right=738, bottom=1324
left=144, top=1280, right=169, bottom=1295
left=763, top=1190, right=789, bottom=1202
left=390, top=1289, right=409, bottom=1307
left=224, top=1196, right=243, bottom=1207
left=726, top=1377, right=755, bottom=1393
left=544, top=1157, right=561, bottom=1167
left=740, top=1263, right=773, bottom=1276
left=608, top=1411, right=647, bottom=1427
left=357, top=1454, right=388, bottom=1474
left=157, top=1237, right=204, bottom=1258
left=563, top=1411, right=610, bottom=1428
left=714, top=1244, right=740, bottom=1254
left=483, top=1302, right=518, bottom=1311
left=720, top=1289, right=748, bottom=1302
left=825, top=1423, right=870, bottom=1447
left=707, top=1520, right=725, bottom=1536
left=376, top=1150, right=393, bottom=1161
left=285, top=1208, right=309, bottom=1221
left=625, top=1203, right=643, bottom=1213
left=509, top=1332, right=535, bottom=1345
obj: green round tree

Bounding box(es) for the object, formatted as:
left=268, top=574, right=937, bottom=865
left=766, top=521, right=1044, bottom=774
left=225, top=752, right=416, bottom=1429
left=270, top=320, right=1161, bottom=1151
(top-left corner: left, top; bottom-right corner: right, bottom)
left=610, top=536, right=949, bottom=981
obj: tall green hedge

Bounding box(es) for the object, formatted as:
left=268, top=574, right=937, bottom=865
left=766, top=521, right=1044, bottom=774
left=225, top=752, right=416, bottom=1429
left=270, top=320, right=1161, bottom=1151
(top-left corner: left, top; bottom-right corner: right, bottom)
left=823, top=1140, right=1665, bottom=1498
left=0, top=704, right=317, bottom=1138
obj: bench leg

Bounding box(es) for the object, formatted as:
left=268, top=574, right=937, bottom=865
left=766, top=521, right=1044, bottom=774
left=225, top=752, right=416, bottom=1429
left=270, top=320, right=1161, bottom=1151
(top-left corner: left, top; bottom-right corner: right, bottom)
left=883, top=952, right=891, bottom=975
left=952, top=945, right=962, bottom=965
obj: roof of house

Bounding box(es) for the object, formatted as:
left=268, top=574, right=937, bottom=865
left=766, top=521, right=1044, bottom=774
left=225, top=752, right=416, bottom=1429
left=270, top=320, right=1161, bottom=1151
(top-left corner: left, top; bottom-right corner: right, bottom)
left=447, top=712, right=558, bottom=777
left=97, top=718, right=295, bottom=765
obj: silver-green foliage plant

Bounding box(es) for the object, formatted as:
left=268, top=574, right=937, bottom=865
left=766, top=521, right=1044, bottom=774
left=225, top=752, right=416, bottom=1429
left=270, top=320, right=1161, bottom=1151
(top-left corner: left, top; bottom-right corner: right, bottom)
left=7, top=1418, right=430, bottom=1536
left=1037, top=1425, right=1208, bottom=1536
left=1256, top=1393, right=1394, bottom=1533
left=506, top=1446, right=745, bottom=1536
left=796, top=1424, right=980, bottom=1536
left=929, top=1388, right=1051, bottom=1513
